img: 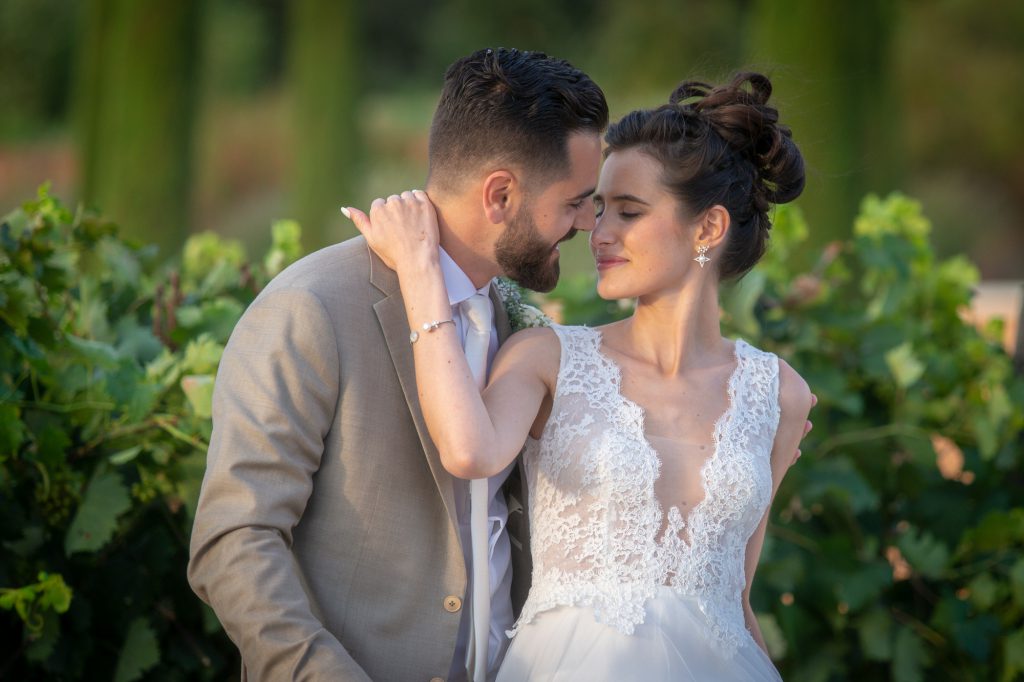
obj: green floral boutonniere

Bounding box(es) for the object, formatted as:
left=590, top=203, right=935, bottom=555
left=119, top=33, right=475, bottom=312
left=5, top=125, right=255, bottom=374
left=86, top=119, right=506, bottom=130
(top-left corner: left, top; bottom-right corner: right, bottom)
left=495, top=277, right=552, bottom=332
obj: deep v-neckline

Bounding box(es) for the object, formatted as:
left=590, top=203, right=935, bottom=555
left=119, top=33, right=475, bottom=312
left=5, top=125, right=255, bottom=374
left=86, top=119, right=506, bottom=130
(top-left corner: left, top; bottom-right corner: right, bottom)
left=591, top=329, right=746, bottom=548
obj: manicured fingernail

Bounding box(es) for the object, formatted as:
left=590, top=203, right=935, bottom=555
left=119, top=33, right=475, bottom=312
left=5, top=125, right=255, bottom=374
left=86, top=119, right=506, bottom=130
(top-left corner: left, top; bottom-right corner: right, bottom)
left=340, top=207, right=351, bottom=219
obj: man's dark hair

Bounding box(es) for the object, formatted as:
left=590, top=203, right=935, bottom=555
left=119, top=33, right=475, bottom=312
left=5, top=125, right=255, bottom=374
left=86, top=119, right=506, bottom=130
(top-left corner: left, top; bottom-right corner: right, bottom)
left=428, top=48, right=608, bottom=192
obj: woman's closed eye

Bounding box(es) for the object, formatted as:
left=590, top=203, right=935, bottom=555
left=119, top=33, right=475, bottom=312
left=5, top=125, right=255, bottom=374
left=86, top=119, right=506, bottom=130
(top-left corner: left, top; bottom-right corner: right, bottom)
left=597, top=207, right=641, bottom=220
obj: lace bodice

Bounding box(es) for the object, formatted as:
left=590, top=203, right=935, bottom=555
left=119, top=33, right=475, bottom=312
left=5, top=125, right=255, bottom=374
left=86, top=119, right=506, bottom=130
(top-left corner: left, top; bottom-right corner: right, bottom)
left=512, top=325, right=781, bottom=657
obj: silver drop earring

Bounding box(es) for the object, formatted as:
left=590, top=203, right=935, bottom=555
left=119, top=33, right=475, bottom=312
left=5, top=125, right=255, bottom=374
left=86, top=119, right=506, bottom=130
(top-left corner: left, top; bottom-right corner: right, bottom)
left=694, top=244, right=711, bottom=268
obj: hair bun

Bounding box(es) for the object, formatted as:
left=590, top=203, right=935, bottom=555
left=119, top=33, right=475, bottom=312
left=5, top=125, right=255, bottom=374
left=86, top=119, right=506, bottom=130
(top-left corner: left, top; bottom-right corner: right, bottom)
left=672, top=72, right=804, bottom=206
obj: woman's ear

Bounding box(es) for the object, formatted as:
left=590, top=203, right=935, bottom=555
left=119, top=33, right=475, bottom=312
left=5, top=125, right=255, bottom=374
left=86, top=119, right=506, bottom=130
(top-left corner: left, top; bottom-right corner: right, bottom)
left=696, top=205, right=730, bottom=250
left=481, top=170, right=518, bottom=225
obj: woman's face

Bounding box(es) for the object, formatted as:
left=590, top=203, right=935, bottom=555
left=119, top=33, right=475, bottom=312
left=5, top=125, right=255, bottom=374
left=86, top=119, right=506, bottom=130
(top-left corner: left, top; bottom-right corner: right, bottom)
left=590, top=148, right=699, bottom=301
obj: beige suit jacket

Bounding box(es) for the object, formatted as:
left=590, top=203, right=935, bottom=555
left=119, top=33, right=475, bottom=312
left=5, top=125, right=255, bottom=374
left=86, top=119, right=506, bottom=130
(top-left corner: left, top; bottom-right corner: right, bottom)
left=188, top=238, right=532, bottom=681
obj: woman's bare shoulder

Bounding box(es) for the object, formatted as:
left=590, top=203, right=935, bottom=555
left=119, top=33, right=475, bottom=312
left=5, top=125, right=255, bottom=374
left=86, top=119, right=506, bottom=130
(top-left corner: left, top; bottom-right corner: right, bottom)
left=491, top=326, right=562, bottom=384
left=777, top=358, right=812, bottom=419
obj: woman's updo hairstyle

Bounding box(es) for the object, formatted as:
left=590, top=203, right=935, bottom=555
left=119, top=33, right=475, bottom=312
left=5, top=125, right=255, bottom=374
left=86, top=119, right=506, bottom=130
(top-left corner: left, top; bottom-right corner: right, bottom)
left=604, top=72, right=805, bottom=280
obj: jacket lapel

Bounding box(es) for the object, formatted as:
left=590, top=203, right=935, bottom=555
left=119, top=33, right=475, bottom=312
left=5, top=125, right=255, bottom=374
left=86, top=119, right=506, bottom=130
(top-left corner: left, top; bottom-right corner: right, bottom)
left=369, top=248, right=459, bottom=529
left=370, top=253, right=532, bottom=602
left=490, top=283, right=512, bottom=345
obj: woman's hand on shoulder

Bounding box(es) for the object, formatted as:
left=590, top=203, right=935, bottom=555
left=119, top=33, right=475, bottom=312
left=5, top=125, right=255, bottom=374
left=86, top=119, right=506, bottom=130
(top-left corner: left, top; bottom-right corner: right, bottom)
left=342, top=190, right=439, bottom=274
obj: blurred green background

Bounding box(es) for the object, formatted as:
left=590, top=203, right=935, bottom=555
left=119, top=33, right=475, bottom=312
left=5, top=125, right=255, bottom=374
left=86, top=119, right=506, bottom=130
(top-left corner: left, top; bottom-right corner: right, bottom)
left=1, top=0, right=1023, bottom=280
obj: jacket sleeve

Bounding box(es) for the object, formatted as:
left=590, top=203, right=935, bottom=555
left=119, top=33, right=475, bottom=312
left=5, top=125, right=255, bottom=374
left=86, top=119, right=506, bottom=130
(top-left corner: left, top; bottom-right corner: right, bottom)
left=187, top=287, right=372, bottom=682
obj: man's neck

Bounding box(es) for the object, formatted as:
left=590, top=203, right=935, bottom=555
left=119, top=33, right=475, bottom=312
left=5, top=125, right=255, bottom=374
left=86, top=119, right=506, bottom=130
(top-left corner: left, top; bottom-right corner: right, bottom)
left=434, top=202, right=501, bottom=290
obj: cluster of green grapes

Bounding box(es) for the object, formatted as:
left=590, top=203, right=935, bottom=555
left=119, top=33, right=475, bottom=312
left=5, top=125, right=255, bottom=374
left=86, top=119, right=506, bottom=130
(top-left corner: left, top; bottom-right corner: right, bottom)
left=34, top=468, right=84, bottom=526
left=130, top=469, right=174, bottom=504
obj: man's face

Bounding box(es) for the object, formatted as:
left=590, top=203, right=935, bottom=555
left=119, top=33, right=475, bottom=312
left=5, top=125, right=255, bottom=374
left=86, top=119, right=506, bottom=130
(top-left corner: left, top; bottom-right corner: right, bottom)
left=495, top=132, right=602, bottom=292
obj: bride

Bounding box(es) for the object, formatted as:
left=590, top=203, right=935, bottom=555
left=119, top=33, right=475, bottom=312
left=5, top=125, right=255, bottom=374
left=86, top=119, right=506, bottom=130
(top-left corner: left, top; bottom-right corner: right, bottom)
left=349, top=72, right=812, bottom=681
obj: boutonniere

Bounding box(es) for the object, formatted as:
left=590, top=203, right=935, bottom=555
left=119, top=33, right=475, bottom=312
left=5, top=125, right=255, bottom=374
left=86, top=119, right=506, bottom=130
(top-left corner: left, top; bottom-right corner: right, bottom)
left=495, top=277, right=552, bottom=332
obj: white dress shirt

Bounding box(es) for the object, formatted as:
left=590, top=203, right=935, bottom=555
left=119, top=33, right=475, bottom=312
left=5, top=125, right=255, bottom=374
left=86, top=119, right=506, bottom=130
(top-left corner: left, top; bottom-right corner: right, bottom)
left=438, top=248, right=515, bottom=682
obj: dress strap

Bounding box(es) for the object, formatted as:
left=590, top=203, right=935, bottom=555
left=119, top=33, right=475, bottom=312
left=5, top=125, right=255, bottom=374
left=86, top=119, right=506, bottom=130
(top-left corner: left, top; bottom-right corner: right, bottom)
left=730, top=340, right=782, bottom=451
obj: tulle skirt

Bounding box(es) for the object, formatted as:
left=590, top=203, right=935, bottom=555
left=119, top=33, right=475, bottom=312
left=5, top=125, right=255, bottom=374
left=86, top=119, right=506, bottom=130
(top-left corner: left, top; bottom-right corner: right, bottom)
left=496, top=587, right=782, bottom=682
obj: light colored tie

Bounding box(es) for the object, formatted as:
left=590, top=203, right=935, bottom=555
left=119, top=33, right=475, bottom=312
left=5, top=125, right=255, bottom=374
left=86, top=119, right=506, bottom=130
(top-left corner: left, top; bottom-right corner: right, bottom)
left=461, top=293, right=492, bottom=682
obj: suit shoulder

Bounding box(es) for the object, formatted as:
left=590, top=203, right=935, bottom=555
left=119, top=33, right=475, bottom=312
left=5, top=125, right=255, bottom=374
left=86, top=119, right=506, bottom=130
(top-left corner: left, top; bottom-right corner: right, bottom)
left=263, top=237, right=371, bottom=295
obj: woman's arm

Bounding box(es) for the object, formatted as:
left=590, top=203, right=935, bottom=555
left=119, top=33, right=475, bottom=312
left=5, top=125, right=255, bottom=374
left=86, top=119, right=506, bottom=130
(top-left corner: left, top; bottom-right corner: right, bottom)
left=345, top=192, right=553, bottom=478
left=741, top=359, right=813, bottom=656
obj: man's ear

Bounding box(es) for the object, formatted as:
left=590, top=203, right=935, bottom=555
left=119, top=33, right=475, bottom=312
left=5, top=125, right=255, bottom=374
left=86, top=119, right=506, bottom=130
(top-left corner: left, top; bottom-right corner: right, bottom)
left=696, top=204, right=730, bottom=249
left=481, top=170, right=518, bottom=225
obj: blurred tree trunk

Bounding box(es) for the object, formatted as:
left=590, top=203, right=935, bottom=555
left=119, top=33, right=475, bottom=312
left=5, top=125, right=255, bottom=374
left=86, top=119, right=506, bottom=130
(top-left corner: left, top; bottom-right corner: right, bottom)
left=746, top=0, right=904, bottom=246
left=75, top=0, right=201, bottom=255
left=288, top=0, right=361, bottom=251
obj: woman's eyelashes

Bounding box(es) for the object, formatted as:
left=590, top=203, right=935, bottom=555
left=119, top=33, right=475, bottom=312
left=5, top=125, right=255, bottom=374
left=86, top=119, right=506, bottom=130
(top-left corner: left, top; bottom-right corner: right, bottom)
left=595, top=205, right=641, bottom=220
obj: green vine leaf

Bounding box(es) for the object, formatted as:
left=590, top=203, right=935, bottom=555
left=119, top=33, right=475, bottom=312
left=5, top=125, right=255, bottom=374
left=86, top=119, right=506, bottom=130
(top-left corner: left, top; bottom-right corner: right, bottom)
left=181, top=374, right=215, bottom=419
left=0, top=403, right=26, bottom=456
left=897, top=526, right=950, bottom=580
left=885, top=342, right=925, bottom=389
left=64, top=469, right=132, bottom=555
left=113, top=617, right=160, bottom=682
left=893, top=627, right=930, bottom=682
left=1004, top=629, right=1024, bottom=682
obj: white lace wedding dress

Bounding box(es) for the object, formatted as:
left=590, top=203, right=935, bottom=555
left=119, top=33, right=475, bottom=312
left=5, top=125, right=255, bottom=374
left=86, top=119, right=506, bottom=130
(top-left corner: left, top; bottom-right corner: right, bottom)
left=496, top=325, right=784, bottom=681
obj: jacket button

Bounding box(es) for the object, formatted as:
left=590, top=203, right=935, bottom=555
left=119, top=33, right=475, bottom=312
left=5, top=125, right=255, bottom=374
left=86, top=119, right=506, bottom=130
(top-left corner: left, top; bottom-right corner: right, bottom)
left=443, top=595, right=462, bottom=612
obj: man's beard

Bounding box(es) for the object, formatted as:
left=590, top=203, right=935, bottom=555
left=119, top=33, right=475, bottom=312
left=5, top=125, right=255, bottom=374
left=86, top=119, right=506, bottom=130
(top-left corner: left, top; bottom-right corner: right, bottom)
left=495, top=208, right=576, bottom=293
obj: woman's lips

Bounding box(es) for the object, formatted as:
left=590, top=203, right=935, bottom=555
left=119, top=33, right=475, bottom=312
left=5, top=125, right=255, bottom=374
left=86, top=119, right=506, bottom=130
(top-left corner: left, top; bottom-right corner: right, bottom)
left=595, top=256, right=627, bottom=271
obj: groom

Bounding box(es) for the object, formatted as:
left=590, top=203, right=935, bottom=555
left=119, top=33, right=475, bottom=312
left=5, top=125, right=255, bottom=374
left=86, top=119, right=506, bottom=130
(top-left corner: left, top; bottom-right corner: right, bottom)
left=188, top=48, right=609, bottom=681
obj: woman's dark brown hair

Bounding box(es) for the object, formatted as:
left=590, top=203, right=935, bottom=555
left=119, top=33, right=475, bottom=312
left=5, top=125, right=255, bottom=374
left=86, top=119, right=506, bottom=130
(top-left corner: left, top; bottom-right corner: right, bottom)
left=604, top=72, right=805, bottom=280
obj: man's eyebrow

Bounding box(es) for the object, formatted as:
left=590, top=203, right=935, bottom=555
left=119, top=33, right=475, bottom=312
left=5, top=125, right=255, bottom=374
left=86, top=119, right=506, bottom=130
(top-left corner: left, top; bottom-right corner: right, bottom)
left=569, top=187, right=597, bottom=202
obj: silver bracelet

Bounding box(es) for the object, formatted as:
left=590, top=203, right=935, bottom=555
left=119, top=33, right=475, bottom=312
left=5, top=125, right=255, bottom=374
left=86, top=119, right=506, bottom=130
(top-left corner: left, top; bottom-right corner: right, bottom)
left=409, top=318, right=455, bottom=343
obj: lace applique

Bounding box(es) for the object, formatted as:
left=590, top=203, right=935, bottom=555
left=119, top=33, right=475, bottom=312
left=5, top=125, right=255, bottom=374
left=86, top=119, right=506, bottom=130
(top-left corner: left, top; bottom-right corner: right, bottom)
left=511, top=325, right=781, bottom=657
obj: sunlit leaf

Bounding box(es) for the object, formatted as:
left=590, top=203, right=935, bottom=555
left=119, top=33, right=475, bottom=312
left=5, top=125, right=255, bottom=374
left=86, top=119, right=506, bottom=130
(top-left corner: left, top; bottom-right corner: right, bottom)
left=180, top=334, right=224, bottom=375
left=109, top=445, right=143, bottom=465
left=265, top=219, right=303, bottom=277
left=885, top=342, right=925, bottom=389
left=181, top=374, right=215, bottom=419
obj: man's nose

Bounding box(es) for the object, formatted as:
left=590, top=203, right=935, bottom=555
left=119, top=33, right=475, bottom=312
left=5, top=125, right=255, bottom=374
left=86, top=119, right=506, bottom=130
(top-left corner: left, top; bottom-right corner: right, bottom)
left=575, top=204, right=597, bottom=232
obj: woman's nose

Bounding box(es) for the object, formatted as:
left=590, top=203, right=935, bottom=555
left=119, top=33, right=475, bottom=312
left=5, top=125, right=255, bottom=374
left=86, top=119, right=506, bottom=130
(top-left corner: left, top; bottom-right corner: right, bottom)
left=589, top=222, right=610, bottom=250
left=589, top=216, right=614, bottom=248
